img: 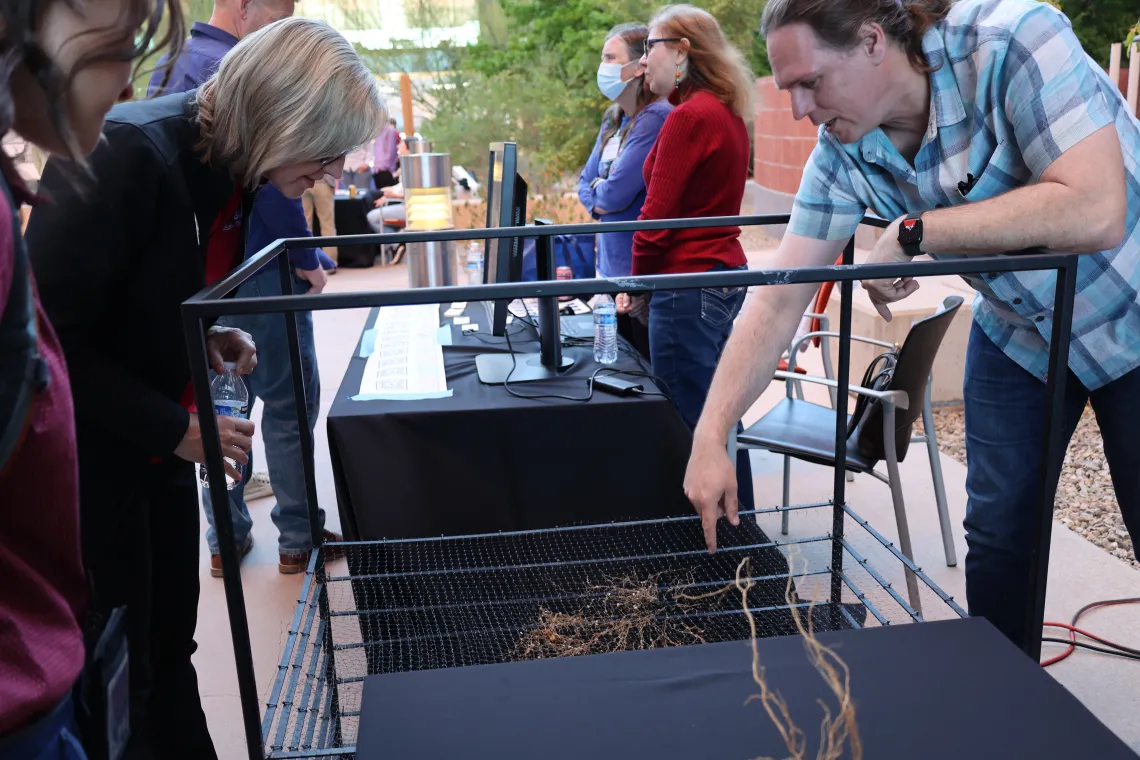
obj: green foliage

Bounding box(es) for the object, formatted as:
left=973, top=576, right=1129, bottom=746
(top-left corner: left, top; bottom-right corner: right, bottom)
left=420, top=0, right=767, bottom=186
left=1049, top=0, right=1139, bottom=66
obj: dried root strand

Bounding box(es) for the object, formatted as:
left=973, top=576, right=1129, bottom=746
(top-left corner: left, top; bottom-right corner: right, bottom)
left=736, top=553, right=862, bottom=760
left=515, top=572, right=707, bottom=659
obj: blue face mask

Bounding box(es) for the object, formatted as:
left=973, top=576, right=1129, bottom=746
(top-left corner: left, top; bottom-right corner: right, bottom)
left=597, top=62, right=633, bottom=101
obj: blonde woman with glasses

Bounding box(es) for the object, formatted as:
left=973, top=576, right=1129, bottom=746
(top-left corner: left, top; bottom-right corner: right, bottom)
left=25, top=17, right=384, bottom=758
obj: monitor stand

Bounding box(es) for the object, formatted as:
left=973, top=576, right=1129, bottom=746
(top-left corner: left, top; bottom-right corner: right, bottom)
left=477, top=219, right=576, bottom=385
left=475, top=351, right=574, bottom=384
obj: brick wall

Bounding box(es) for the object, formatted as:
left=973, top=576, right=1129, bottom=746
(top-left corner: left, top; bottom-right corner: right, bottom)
left=752, top=76, right=817, bottom=196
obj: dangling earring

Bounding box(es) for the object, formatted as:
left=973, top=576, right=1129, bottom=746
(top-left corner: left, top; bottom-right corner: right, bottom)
left=674, top=66, right=681, bottom=90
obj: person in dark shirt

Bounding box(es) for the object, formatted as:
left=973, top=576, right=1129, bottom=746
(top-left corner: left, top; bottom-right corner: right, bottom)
left=0, top=0, right=186, bottom=758
left=27, top=18, right=386, bottom=759
left=148, top=0, right=347, bottom=578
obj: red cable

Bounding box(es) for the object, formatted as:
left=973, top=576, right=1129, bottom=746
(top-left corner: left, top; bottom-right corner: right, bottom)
left=1041, top=598, right=1140, bottom=667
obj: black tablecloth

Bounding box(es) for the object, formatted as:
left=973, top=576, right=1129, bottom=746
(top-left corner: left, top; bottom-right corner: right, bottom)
left=328, top=305, right=695, bottom=541
left=356, top=617, right=1137, bottom=759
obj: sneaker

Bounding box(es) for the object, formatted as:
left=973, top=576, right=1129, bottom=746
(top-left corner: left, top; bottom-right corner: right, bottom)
left=279, top=530, right=345, bottom=574
left=244, top=471, right=273, bottom=501
left=210, top=534, right=254, bottom=578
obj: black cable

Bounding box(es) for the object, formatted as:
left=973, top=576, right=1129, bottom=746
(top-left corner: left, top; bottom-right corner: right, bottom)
left=501, top=324, right=596, bottom=402
left=1041, top=637, right=1140, bottom=662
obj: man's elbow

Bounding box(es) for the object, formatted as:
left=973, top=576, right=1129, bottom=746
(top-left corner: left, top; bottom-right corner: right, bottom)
left=1088, top=189, right=1128, bottom=252
left=1066, top=182, right=1127, bottom=253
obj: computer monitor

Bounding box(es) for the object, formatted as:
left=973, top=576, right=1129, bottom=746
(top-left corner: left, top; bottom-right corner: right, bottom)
left=475, top=144, right=574, bottom=385
left=482, top=142, right=526, bottom=337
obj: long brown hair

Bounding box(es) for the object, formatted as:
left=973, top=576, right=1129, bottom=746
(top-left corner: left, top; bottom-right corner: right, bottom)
left=0, top=0, right=186, bottom=175
left=648, top=5, right=754, bottom=119
left=760, top=0, right=953, bottom=72
left=598, top=23, right=653, bottom=150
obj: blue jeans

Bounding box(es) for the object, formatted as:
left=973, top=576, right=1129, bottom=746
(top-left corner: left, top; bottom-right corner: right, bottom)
left=963, top=321, right=1140, bottom=649
left=202, top=266, right=325, bottom=555
left=649, top=267, right=755, bottom=510
left=0, top=694, right=87, bottom=760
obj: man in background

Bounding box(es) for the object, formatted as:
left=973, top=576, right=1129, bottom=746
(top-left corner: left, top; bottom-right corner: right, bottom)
left=302, top=175, right=338, bottom=267
left=372, top=117, right=400, bottom=190
left=148, top=0, right=343, bottom=577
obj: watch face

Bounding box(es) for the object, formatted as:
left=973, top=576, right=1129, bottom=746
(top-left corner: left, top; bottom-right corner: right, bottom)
left=899, top=216, right=922, bottom=244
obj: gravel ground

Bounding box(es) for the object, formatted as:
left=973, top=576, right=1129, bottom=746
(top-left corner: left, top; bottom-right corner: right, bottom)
left=918, top=405, right=1137, bottom=570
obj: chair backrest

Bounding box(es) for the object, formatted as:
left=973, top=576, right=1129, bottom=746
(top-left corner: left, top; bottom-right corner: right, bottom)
left=855, top=295, right=964, bottom=462
left=807, top=254, right=844, bottom=347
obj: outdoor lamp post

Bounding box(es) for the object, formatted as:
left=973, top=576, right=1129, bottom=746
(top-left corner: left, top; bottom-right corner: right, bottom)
left=402, top=151, right=455, bottom=288
left=405, top=137, right=433, bottom=155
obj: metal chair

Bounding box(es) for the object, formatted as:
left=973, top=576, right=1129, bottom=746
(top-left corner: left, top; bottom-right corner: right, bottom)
left=732, top=295, right=964, bottom=613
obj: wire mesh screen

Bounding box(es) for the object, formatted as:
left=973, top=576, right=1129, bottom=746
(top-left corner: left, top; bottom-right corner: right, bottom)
left=262, top=503, right=965, bottom=758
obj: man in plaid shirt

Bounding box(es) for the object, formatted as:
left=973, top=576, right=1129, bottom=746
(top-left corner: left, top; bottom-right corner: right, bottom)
left=685, top=0, right=1138, bottom=650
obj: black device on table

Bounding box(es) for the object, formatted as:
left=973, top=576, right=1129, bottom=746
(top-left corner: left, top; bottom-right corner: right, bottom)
left=475, top=141, right=575, bottom=385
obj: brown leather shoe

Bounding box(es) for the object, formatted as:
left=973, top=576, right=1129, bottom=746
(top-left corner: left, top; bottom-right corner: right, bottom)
left=210, top=534, right=254, bottom=578
left=279, top=530, right=345, bottom=574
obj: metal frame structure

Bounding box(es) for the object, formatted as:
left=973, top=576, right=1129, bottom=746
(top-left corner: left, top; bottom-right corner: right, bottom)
left=180, top=214, right=1078, bottom=760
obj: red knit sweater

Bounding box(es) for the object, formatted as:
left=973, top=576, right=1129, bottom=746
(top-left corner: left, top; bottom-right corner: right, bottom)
left=632, top=89, right=750, bottom=275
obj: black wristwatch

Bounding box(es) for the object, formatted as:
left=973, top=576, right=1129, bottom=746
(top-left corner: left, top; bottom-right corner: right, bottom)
left=898, top=212, right=924, bottom=257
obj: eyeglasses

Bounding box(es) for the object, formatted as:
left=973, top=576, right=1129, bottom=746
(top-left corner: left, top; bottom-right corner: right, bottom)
left=317, top=154, right=345, bottom=167
left=645, top=37, right=681, bottom=54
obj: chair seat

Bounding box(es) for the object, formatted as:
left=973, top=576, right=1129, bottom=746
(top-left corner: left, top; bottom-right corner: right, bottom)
left=738, top=397, right=877, bottom=473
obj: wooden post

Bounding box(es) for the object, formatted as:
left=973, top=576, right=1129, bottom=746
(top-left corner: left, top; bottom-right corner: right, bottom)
left=1128, top=44, right=1140, bottom=117
left=400, top=73, right=415, bottom=137
left=1108, top=43, right=1122, bottom=92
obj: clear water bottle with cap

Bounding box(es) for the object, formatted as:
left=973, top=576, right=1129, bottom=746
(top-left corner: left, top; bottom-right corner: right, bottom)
left=466, top=241, right=484, bottom=286
left=593, top=294, right=617, bottom=364
left=199, top=362, right=249, bottom=491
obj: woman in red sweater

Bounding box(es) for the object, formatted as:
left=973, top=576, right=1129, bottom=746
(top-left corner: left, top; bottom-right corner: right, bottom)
left=632, top=4, right=757, bottom=512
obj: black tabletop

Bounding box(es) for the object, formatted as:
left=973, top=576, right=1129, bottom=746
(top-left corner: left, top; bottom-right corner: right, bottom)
left=328, top=304, right=696, bottom=541
left=355, top=616, right=1137, bottom=759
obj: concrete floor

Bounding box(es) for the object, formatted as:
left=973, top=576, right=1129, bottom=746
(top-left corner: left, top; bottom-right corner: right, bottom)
left=193, top=259, right=1140, bottom=758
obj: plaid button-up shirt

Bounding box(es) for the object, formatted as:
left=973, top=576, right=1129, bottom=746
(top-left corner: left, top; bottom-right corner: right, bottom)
left=787, top=0, right=1140, bottom=390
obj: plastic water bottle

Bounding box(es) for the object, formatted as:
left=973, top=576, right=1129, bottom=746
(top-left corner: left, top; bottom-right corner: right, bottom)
left=199, top=362, right=249, bottom=491
left=466, top=241, right=484, bottom=286
left=593, top=294, right=618, bottom=364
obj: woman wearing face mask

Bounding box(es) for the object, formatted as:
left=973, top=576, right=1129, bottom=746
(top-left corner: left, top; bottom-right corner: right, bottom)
left=633, top=4, right=756, bottom=511
left=0, top=0, right=184, bottom=758
left=25, top=17, right=384, bottom=759
left=578, top=23, right=671, bottom=358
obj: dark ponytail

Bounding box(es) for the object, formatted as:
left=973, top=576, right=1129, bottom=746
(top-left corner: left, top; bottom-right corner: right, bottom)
left=760, top=0, right=953, bottom=72
left=0, top=0, right=185, bottom=175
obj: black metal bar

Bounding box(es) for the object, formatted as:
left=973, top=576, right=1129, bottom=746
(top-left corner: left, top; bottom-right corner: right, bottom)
left=316, top=549, right=342, bottom=754
left=1024, top=260, right=1078, bottom=660
left=337, top=601, right=824, bottom=652
left=268, top=749, right=352, bottom=759
left=180, top=314, right=264, bottom=760
left=298, top=634, right=328, bottom=750
left=322, top=503, right=829, bottom=551
left=276, top=251, right=323, bottom=549
left=184, top=251, right=1075, bottom=319
left=274, top=578, right=321, bottom=751
left=830, top=238, right=856, bottom=616
left=839, top=537, right=923, bottom=622
left=330, top=568, right=836, bottom=619
left=322, top=535, right=832, bottom=583
left=841, top=504, right=968, bottom=617
left=833, top=568, right=891, bottom=626
left=261, top=560, right=318, bottom=742
left=289, top=615, right=327, bottom=750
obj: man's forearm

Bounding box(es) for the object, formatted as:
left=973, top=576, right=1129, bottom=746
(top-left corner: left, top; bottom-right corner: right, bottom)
left=921, top=127, right=1127, bottom=256
left=693, top=283, right=818, bottom=446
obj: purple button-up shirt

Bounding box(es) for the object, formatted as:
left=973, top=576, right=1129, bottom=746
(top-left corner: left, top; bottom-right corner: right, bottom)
left=147, top=22, right=324, bottom=271
left=373, top=125, right=399, bottom=174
